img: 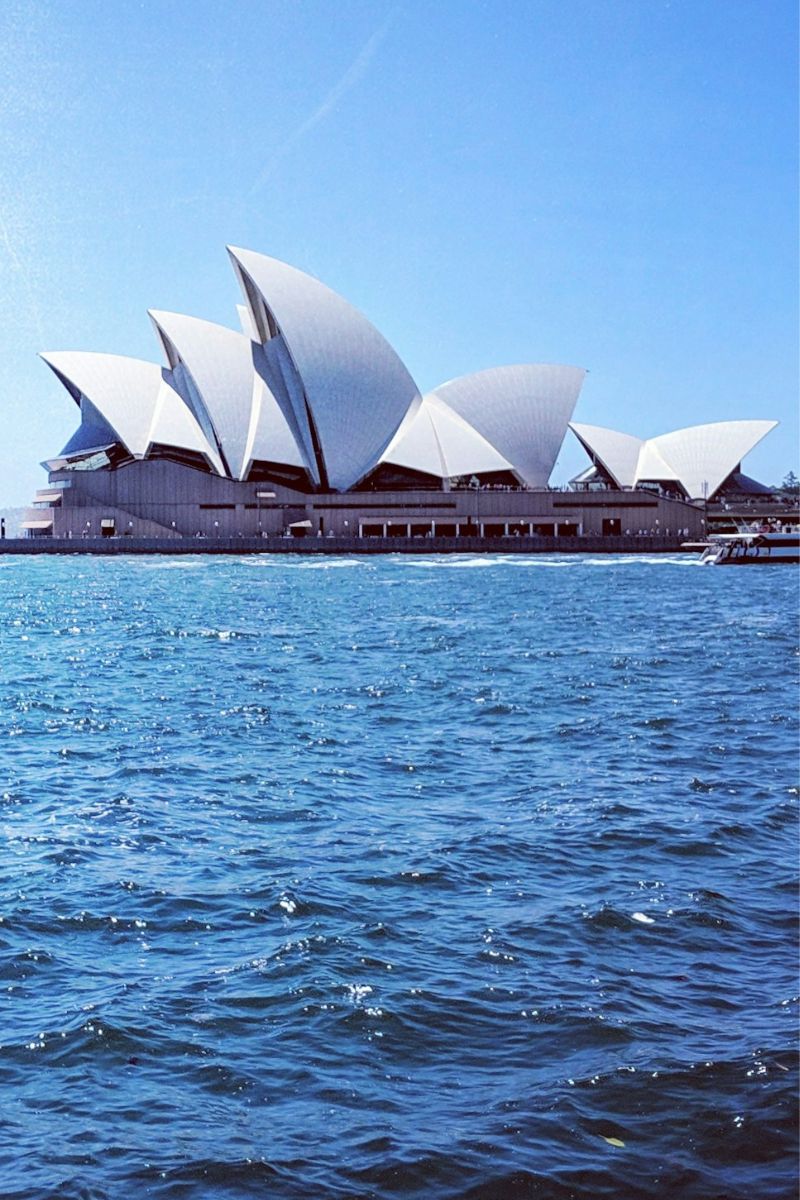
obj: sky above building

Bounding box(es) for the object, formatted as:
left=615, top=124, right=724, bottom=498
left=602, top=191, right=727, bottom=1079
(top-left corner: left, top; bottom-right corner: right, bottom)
left=0, top=0, right=796, bottom=504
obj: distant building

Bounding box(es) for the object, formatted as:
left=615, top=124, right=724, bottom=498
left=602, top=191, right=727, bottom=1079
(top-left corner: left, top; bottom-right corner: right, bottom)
left=24, top=247, right=777, bottom=543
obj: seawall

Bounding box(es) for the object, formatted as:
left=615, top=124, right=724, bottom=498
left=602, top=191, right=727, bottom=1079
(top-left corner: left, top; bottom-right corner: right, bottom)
left=0, top=534, right=693, bottom=556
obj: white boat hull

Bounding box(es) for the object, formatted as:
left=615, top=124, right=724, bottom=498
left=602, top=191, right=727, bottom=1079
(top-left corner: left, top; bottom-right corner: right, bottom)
left=699, top=533, right=799, bottom=565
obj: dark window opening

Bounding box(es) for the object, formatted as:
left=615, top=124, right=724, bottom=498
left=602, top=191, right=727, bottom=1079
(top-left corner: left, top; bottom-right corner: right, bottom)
left=359, top=463, right=444, bottom=491
left=106, top=445, right=136, bottom=469
left=454, top=469, right=520, bottom=489
left=246, top=460, right=312, bottom=490
left=147, top=444, right=214, bottom=473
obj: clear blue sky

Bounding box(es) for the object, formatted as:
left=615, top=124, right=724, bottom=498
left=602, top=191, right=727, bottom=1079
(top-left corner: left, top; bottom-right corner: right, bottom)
left=0, top=0, right=796, bottom=505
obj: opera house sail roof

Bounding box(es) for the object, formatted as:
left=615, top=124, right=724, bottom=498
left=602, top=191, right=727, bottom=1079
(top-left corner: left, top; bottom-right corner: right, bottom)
left=570, top=419, right=778, bottom=500
left=428, top=365, right=587, bottom=488
left=41, top=350, right=226, bottom=475
left=227, top=247, right=423, bottom=491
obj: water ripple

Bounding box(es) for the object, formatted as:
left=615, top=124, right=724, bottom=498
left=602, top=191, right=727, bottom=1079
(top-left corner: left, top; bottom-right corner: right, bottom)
left=0, top=554, right=796, bottom=1199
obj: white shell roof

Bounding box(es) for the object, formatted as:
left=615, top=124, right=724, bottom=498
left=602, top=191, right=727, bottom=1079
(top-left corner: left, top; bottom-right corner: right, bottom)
left=569, top=422, right=643, bottom=488
left=243, top=368, right=307, bottom=476
left=149, top=310, right=304, bottom=480
left=430, top=364, right=587, bottom=488
left=57, top=396, right=119, bottom=458
left=571, top=419, right=779, bottom=499
left=382, top=394, right=513, bottom=479
left=253, top=335, right=319, bottom=484
left=40, top=350, right=225, bottom=474
left=646, top=420, right=778, bottom=499
left=236, top=304, right=257, bottom=340
left=149, top=311, right=260, bottom=481
left=228, top=247, right=422, bottom=491
left=634, top=439, right=681, bottom=485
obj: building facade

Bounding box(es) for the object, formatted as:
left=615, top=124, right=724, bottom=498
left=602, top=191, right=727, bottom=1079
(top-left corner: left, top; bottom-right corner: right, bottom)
left=24, top=245, right=776, bottom=545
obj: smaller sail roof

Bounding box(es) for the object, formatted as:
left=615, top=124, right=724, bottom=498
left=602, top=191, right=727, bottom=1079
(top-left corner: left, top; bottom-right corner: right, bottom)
left=149, top=311, right=259, bottom=480
left=40, top=350, right=225, bottom=474
left=42, top=351, right=163, bottom=458
left=383, top=394, right=512, bottom=479
left=633, top=439, right=680, bottom=485
left=569, top=422, right=643, bottom=488
left=571, top=418, right=779, bottom=499
left=242, top=370, right=307, bottom=477
left=646, top=420, right=778, bottom=499
left=429, top=364, right=587, bottom=488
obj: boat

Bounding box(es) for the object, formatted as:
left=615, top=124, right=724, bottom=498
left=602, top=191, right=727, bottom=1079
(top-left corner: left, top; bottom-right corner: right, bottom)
left=695, top=527, right=800, bottom=565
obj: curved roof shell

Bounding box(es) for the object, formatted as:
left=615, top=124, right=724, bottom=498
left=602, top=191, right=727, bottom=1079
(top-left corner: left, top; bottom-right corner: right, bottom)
left=634, top=439, right=681, bottom=486
left=382, top=394, right=512, bottom=479
left=569, top=422, right=643, bottom=488
left=40, top=350, right=224, bottom=474
left=149, top=311, right=248, bottom=479
left=429, top=365, right=587, bottom=487
left=646, top=420, right=778, bottom=499
left=228, top=247, right=422, bottom=491
left=149, top=311, right=302, bottom=481
left=244, top=364, right=307, bottom=478
left=58, top=397, right=119, bottom=459
left=571, top=418, right=778, bottom=499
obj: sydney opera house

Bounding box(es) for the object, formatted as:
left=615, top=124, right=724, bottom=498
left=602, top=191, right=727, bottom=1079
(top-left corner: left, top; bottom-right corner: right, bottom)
left=25, top=247, right=778, bottom=543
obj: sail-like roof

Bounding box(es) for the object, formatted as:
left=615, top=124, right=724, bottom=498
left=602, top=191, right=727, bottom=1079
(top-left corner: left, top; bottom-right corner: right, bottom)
left=40, top=351, right=225, bottom=474
left=57, top=398, right=119, bottom=458
left=569, top=422, right=643, bottom=488
left=149, top=311, right=250, bottom=480
left=242, top=368, right=307, bottom=477
left=228, top=247, right=422, bottom=491
left=634, top=439, right=681, bottom=486
left=382, top=393, right=512, bottom=479
left=429, top=365, right=586, bottom=488
left=148, top=311, right=303, bottom=481
left=646, top=420, right=778, bottom=500
left=571, top=419, right=779, bottom=499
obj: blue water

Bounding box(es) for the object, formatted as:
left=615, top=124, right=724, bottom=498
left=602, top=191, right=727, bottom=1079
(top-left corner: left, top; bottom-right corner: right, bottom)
left=0, top=553, right=796, bottom=1199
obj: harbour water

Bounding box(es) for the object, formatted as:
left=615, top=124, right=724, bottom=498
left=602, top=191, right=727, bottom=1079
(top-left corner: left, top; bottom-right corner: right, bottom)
left=0, top=554, right=796, bottom=1199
